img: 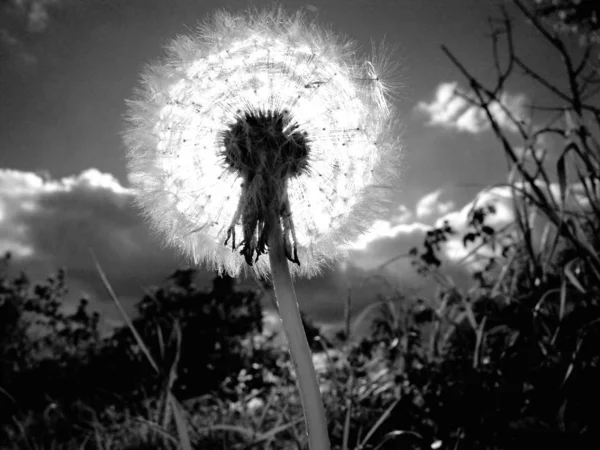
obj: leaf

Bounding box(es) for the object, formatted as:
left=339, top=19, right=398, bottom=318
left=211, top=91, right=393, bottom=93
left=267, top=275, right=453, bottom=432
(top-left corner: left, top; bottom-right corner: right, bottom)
left=372, top=430, right=425, bottom=450
left=342, top=389, right=352, bottom=450
left=559, top=276, right=567, bottom=321
left=90, top=250, right=159, bottom=374
left=463, top=232, right=478, bottom=247
left=473, top=316, right=488, bottom=369
left=565, top=261, right=586, bottom=294
left=557, top=149, right=567, bottom=207
left=170, top=395, right=192, bottom=450
left=481, top=225, right=495, bottom=235
left=357, top=397, right=401, bottom=449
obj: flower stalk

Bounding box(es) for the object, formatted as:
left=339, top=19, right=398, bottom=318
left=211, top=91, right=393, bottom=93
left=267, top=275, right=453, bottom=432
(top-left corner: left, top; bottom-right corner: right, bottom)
left=267, top=211, right=330, bottom=450
left=123, top=8, right=403, bottom=450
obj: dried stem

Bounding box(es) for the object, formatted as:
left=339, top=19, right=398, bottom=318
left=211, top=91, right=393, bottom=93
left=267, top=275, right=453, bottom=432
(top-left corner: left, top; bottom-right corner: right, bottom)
left=267, top=212, right=330, bottom=450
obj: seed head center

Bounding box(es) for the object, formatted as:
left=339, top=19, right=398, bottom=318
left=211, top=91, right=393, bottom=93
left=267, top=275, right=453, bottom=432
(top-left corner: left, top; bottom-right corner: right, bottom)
left=219, top=109, right=309, bottom=266
left=221, top=109, right=310, bottom=179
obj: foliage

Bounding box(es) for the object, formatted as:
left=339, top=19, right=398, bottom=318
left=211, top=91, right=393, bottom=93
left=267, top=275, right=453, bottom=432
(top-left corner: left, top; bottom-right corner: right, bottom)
left=0, top=256, right=283, bottom=445
left=534, top=0, right=600, bottom=42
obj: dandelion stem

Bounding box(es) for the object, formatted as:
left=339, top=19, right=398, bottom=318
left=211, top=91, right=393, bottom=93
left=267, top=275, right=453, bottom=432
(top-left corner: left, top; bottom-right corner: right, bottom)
left=267, top=214, right=331, bottom=450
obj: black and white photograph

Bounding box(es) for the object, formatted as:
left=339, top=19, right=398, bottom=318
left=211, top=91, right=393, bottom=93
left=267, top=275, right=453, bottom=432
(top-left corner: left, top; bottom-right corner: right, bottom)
left=1, top=0, right=599, bottom=448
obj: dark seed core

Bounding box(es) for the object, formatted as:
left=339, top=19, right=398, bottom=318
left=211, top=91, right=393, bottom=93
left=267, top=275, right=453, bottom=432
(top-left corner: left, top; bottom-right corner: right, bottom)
left=220, top=109, right=310, bottom=178
left=219, top=109, right=307, bottom=267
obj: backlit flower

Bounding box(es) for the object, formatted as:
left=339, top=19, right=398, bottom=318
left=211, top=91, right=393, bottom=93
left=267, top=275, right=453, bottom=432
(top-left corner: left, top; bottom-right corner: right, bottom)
left=123, top=7, right=402, bottom=278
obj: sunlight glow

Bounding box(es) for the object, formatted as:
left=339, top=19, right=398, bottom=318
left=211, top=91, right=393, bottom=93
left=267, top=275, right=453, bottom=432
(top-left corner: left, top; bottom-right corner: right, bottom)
left=124, top=9, right=401, bottom=277
left=155, top=34, right=378, bottom=248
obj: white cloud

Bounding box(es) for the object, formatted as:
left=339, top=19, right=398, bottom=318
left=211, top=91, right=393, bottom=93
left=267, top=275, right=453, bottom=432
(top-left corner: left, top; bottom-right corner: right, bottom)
left=565, top=178, right=600, bottom=211
left=434, top=186, right=517, bottom=271
left=515, top=178, right=600, bottom=214
left=416, top=82, right=470, bottom=129
left=322, top=177, right=597, bottom=329
left=337, top=177, right=596, bottom=277
left=390, top=204, right=413, bottom=224
left=489, top=92, right=528, bottom=133
left=435, top=178, right=600, bottom=273
left=343, top=190, right=506, bottom=274
left=453, top=104, right=489, bottom=134
left=344, top=203, right=417, bottom=251
left=436, top=186, right=516, bottom=231
left=345, top=219, right=429, bottom=251
left=415, top=81, right=527, bottom=134
left=513, top=145, right=547, bottom=162
left=415, top=188, right=455, bottom=219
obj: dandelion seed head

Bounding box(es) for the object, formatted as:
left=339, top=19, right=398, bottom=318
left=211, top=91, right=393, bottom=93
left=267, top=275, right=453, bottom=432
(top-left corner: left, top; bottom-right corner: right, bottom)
left=123, top=7, right=403, bottom=278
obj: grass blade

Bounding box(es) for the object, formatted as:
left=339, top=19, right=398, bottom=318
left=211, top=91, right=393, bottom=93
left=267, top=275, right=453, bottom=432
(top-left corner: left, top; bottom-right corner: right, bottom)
left=90, top=250, right=159, bottom=374
left=356, top=397, right=400, bottom=450
left=169, top=394, right=192, bottom=450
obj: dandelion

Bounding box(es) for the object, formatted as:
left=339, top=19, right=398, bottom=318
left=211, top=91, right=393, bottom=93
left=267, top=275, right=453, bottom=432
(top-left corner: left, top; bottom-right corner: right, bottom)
left=123, top=7, right=402, bottom=450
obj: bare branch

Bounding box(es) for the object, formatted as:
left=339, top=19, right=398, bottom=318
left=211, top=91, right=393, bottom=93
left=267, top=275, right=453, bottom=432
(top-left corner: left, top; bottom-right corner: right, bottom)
left=512, top=0, right=568, bottom=56
left=574, top=45, right=593, bottom=77
left=488, top=6, right=516, bottom=94
left=443, top=41, right=600, bottom=274
left=514, top=56, right=572, bottom=102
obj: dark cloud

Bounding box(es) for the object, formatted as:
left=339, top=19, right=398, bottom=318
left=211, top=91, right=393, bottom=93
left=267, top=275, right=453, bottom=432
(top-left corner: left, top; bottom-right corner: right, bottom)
left=0, top=0, right=63, bottom=66
left=0, top=169, right=419, bottom=332
left=0, top=168, right=481, bottom=337
left=0, top=168, right=183, bottom=332
left=2, top=0, right=60, bottom=33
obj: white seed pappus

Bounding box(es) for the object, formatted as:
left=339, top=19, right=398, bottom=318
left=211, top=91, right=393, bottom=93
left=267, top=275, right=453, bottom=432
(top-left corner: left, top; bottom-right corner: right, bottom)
left=123, top=7, right=403, bottom=279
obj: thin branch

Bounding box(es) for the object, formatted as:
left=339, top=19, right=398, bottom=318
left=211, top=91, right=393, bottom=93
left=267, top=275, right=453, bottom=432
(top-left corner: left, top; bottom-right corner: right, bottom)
left=442, top=43, right=600, bottom=274
left=514, top=56, right=572, bottom=103
left=574, top=45, right=593, bottom=77
left=512, top=0, right=568, bottom=57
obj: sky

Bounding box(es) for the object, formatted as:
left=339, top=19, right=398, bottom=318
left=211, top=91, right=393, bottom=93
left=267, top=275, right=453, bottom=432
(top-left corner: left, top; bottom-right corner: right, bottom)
left=0, top=0, right=581, bottom=335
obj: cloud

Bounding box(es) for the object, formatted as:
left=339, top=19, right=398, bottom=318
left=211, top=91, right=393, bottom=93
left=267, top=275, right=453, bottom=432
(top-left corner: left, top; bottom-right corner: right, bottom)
left=516, top=177, right=600, bottom=216
left=0, top=29, right=37, bottom=65
left=415, top=82, right=527, bottom=134
left=513, top=145, right=547, bottom=162
left=343, top=190, right=502, bottom=276
left=347, top=221, right=430, bottom=270
left=6, top=168, right=589, bottom=335
left=0, top=168, right=186, bottom=332
left=345, top=185, right=520, bottom=277
left=488, top=92, right=528, bottom=133
left=323, top=174, right=597, bottom=330
left=390, top=204, right=413, bottom=224
left=415, top=188, right=455, bottom=219
left=434, top=176, right=600, bottom=273
left=0, top=0, right=61, bottom=66
left=344, top=203, right=420, bottom=251
left=0, top=169, right=430, bottom=334
left=322, top=175, right=599, bottom=338
left=563, top=178, right=600, bottom=211
left=27, top=0, right=53, bottom=33
left=436, top=186, right=516, bottom=232
left=433, top=186, right=518, bottom=271
left=4, top=0, right=59, bottom=33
